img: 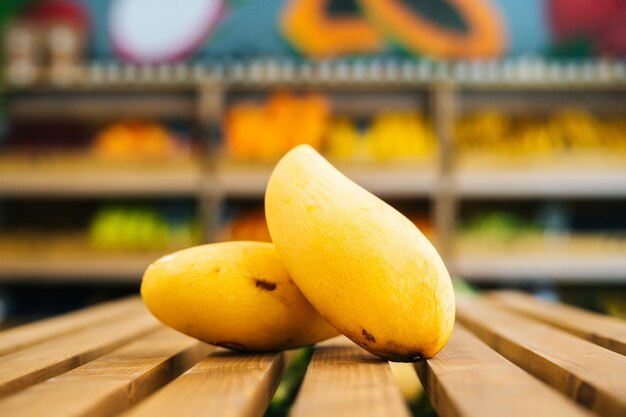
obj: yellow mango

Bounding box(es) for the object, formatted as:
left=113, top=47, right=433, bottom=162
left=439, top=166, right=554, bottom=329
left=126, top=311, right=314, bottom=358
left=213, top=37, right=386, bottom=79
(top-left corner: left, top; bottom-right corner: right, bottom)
left=265, top=145, right=454, bottom=361
left=141, top=241, right=338, bottom=351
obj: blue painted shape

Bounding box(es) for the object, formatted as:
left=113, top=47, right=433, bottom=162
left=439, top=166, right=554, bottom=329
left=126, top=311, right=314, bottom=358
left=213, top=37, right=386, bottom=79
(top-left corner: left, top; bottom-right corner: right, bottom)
left=494, top=0, right=551, bottom=55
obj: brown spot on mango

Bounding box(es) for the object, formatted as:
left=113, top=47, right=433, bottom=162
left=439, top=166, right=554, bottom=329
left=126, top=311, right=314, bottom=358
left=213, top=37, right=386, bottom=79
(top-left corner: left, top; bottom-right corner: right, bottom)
left=255, top=279, right=277, bottom=291
left=362, top=329, right=376, bottom=343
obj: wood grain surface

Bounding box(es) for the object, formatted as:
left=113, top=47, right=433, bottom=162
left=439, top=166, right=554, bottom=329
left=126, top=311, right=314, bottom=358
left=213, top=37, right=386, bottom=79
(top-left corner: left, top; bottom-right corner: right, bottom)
left=122, top=349, right=284, bottom=417
left=487, top=291, right=626, bottom=355
left=457, top=297, right=626, bottom=417
left=0, top=327, right=211, bottom=417
left=290, top=337, right=411, bottom=417
left=415, top=324, right=594, bottom=417
left=0, top=297, right=144, bottom=356
left=0, top=309, right=159, bottom=397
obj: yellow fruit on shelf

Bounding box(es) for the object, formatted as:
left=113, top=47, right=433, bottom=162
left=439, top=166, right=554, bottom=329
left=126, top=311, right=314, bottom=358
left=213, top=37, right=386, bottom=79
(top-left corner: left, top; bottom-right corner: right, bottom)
left=325, top=117, right=361, bottom=159
left=364, top=113, right=435, bottom=160
left=325, top=112, right=436, bottom=161
left=141, top=241, right=338, bottom=351
left=265, top=145, right=455, bottom=361
left=455, top=108, right=626, bottom=158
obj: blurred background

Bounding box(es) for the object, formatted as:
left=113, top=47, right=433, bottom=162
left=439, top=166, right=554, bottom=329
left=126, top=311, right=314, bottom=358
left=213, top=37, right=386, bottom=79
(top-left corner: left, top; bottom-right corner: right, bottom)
left=0, top=0, right=625, bottom=328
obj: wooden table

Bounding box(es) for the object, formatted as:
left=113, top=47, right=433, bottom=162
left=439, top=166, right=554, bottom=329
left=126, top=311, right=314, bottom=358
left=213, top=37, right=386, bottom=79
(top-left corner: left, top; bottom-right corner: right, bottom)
left=0, top=290, right=624, bottom=417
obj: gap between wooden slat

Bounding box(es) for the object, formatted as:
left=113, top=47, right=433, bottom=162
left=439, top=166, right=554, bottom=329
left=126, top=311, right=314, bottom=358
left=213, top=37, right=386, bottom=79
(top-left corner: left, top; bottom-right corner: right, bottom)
left=486, top=291, right=626, bottom=356
left=0, top=297, right=144, bottom=356
left=0, top=327, right=212, bottom=417
left=457, top=297, right=626, bottom=417
left=0, top=310, right=159, bottom=397
left=415, top=324, right=595, bottom=417
left=290, top=336, right=411, bottom=417
left=121, top=349, right=284, bottom=417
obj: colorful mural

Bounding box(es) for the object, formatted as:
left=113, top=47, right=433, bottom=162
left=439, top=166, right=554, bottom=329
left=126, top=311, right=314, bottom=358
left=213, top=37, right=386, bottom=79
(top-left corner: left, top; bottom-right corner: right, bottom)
left=548, top=0, right=626, bottom=56
left=4, top=0, right=626, bottom=63
left=280, top=0, right=505, bottom=59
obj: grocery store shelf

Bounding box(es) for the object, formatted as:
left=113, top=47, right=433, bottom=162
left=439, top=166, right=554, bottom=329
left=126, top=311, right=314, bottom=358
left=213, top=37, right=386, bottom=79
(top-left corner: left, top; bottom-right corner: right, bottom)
left=0, top=253, right=159, bottom=282
left=216, top=161, right=436, bottom=198
left=0, top=158, right=440, bottom=198
left=0, top=164, right=201, bottom=197
left=5, top=59, right=625, bottom=91
left=7, top=94, right=195, bottom=120
left=459, top=90, right=626, bottom=116
left=452, top=234, right=626, bottom=282
left=453, top=169, right=626, bottom=198
left=451, top=255, right=626, bottom=283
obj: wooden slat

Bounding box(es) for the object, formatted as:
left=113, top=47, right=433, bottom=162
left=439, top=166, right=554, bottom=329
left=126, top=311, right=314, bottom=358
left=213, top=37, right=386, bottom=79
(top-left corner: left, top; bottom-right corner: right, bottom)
left=123, top=350, right=284, bottom=417
left=0, top=297, right=144, bottom=356
left=0, top=327, right=211, bottom=417
left=457, top=297, right=626, bottom=417
left=0, top=310, right=159, bottom=396
left=415, top=324, right=594, bottom=417
left=487, top=291, right=626, bottom=355
left=290, top=337, right=411, bottom=417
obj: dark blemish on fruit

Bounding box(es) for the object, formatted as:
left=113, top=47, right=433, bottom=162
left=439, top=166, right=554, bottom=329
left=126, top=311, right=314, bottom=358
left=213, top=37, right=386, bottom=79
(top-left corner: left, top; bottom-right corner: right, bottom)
left=215, top=341, right=248, bottom=351
left=362, top=329, right=376, bottom=343
left=214, top=267, right=222, bottom=273
left=255, top=279, right=277, bottom=291
left=383, top=351, right=424, bottom=362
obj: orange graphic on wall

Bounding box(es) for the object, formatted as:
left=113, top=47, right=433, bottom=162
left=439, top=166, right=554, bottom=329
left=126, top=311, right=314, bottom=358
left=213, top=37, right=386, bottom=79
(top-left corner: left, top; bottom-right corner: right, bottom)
left=280, top=0, right=505, bottom=59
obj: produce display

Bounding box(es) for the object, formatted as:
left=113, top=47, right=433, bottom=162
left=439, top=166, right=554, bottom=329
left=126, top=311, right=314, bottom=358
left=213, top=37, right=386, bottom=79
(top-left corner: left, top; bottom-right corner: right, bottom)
left=89, top=204, right=200, bottom=251
left=142, top=145, right=453, bottom=360
left=92, top=121, right=190, bottom=162
left=219, top=210, right=271, bottom=242
left=141, top=241, right=339, bottom=351
left=457, top=208, right=626, bottom=262
left=325, top=113, right=436, bottom=161
left=461, top=211, right=539, bottom=240
left=225, top=92, right=435, bottom=163
left=455, top=109, right=626, bottom=157
left=0, top=119, right=192, bottom=165
left=224, top=92, right=330, bottom=161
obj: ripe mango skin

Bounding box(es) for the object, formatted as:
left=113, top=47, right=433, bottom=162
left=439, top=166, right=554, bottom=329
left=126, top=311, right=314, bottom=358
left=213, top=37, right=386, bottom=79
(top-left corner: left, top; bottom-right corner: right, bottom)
left=265, top=145, right=455, bottom=361
left=141, top=241, right=338, bottom=351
